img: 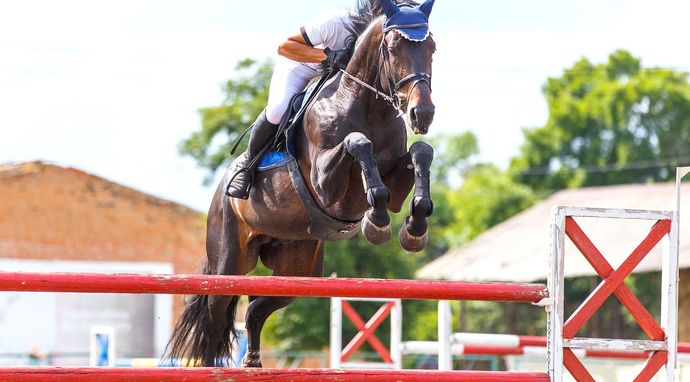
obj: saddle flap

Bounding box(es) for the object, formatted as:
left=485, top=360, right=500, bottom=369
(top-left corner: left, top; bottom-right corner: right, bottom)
left=291, top=93, right=306, bottom=114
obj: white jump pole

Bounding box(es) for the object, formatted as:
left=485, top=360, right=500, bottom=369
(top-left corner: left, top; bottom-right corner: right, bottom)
left=438, top=300, right=452, bottom=370
left=330, top=297, right=343, bottom=369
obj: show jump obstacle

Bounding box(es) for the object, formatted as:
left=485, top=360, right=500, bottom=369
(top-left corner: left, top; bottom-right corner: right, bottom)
left=0, top=275, right=549, bottom=381
left=329, top=170, right=688, bottom=381
left=0, top=168, right=686, bottom=381
left=330, top=209, right=681, bottom=382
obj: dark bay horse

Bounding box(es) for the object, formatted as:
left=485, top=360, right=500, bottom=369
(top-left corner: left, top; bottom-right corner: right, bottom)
left=165, top=0, right=436, bottom=367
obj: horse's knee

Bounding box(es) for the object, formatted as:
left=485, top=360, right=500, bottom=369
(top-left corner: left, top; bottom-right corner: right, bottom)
left=343, top=132, right=372, bottom=158
left=410, top=141, right=434, bottom=167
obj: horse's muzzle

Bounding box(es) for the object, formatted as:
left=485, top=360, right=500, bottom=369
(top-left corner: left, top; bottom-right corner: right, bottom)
left=409, top=103, right=435, bottom=135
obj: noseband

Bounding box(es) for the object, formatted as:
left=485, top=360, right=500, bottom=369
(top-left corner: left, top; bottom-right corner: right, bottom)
left=340, top=24, right=432, bottom=118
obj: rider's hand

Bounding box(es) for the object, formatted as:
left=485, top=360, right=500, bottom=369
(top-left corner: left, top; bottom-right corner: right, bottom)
left=322, top=47, right=351, bottom=71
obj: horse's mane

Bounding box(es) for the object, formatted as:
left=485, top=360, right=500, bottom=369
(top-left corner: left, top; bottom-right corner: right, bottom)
left=345, top=0, right=419, bottom=49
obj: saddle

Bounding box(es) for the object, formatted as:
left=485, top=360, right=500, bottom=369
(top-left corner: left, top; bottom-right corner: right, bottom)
left=256, top=70, right=338, bottom=171
left=251, top=69, right=361, bottom=241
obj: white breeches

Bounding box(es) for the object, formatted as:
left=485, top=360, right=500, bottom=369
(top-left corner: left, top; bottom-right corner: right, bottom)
left=265, top=63, right=315, bottom=125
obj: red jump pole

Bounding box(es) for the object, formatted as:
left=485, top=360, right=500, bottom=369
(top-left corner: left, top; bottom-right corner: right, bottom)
left=0, top=367, right=551, bottom=382
left=0, top=272, right=547, bottom=302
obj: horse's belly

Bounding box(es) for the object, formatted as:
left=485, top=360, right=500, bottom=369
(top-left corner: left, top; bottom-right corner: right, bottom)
left=232, top=168, right=320, bottom=241
left=232, top=166, right=361, bottom=241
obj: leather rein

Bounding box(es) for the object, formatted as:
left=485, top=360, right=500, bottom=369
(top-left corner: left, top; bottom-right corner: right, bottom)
left=339, top=24, right=432, bottom=118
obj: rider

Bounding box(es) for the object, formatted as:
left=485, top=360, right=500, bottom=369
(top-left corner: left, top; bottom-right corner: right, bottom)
left=226, top=10, right=355, bottom=199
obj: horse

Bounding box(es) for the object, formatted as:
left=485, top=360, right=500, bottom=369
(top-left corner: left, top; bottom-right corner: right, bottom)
left=165, top=0, right=437, bottom=367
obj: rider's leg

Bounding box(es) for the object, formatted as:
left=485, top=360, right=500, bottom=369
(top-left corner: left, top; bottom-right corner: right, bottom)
left=226, top=65, right=311, bottom=199
left=226, top=111, right=277, bottom=199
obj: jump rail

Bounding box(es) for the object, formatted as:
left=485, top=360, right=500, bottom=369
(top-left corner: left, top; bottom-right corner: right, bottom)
left=0, top=273, right=549, bottom=381
left=0, top=272, right=547, bottom=302
left=402, top=340, right=690, bottom=361
left=0, top=367, right=551, bottom=382
left=1, top=186, right=686, bottom=381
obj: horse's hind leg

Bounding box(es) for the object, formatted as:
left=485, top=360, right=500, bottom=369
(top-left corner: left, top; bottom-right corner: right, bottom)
left=398, top=141, right=434, bottom=252
left=204, top=186, right=259, bottom=366
left=242, top=240, right=324, bottom=367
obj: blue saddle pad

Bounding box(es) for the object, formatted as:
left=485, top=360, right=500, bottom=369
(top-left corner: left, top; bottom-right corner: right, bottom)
left=257, top=150, right=293, bottom=171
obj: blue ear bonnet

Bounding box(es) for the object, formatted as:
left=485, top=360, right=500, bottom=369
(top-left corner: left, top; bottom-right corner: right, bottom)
left=381, top=0, right=435, bottom=42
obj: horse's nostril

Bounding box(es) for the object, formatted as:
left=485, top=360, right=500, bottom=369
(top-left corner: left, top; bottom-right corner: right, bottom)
left=410, top=107, right=418, bottom=123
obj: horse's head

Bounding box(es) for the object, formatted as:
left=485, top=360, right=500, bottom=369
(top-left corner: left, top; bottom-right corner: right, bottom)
left=379, top=0, right=436, bottom=135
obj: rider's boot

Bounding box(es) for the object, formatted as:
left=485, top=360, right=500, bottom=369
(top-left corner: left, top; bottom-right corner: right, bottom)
left=226, top=111, right=278, bottom=199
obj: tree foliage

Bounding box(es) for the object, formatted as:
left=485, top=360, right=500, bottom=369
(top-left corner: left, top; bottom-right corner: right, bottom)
left=445, top=164, right=537, bottom=247
left=422, top=132, right=479, bottom=185
left=511, top=50, right=690, bottom=192
left=179, top=59, right=273, bottom=181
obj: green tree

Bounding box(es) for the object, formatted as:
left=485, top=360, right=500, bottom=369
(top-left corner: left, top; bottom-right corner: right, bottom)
left=179, top=59, right=273, bottom=181
left=511, top=50, right=690, bottom=192
left=500, top=50, right=690, bottom=340
left=422, top=132, right=479, bottom=185
left=444, top=164, right=537, bottom=247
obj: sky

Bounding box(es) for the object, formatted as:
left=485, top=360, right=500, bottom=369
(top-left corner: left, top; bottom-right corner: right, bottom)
left=1, top=0, right=689, bottom=211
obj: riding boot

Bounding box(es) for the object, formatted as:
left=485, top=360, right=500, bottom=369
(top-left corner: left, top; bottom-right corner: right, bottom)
left=226, top=111, right=278, bottom=199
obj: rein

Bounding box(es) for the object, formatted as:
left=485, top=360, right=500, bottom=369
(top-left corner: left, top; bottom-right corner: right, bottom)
left=339, top=25, right=432, bottom=118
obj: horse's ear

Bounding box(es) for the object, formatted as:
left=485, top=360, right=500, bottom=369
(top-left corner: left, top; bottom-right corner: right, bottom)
left=419, top=0, right=435, bottom=17
left=380, top=0, right=399, bottom=18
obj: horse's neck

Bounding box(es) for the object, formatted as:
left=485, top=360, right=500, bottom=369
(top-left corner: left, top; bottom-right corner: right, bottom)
left=348, top=27, right=383, bottom=91
left=338, top=22, right=396, bottom=120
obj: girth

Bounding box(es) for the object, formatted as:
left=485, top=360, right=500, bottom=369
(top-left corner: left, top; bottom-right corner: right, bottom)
left=286, top=159, right=361, bottom=242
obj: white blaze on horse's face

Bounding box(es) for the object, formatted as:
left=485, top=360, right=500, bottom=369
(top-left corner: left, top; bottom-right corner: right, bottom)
left=384, top=31, right=436, bottom=135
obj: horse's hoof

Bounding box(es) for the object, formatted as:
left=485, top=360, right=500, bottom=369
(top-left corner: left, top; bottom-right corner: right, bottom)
left=361, top=213, right=391, bottom=245
left=398, top=224, right=428, bottom=252
left=242, top=351, right=262, bottom=368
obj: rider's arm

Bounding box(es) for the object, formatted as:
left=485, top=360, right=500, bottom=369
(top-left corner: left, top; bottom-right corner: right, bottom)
left=277, top=33, right=328, bottom=63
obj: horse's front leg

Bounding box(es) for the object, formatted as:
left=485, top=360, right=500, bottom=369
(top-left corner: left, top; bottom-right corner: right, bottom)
left=398, top=141, right=434, bottom=252
left=312, top=132, right=391, bottom=244
left=347, top=133, right=393, bottom=244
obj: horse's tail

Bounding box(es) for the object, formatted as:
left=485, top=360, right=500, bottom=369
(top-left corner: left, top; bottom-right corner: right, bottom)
left=162, top=261, right=240, bottom=366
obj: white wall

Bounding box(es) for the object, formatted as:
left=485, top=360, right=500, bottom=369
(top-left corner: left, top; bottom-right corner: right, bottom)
left=0, top=259, right=173, bottom=365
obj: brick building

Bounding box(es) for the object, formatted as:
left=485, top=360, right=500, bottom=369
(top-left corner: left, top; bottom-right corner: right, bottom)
left=0, top=161, right=206, bottom=363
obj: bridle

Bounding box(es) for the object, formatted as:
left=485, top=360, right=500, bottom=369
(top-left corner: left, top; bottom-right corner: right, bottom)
left=339, top=24, right=432, bottom=118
